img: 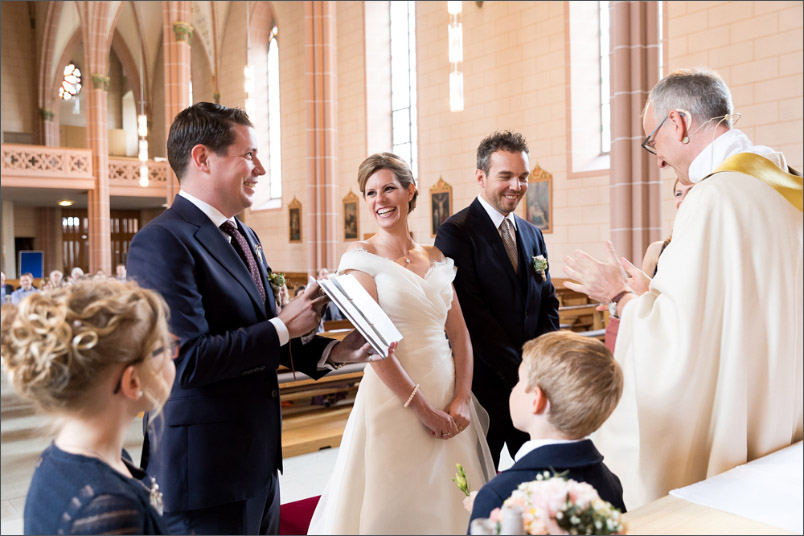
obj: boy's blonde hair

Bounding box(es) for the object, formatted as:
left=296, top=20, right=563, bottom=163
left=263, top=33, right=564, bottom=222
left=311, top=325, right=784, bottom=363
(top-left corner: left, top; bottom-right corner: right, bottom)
left=521, top=331, right=623, bottom=438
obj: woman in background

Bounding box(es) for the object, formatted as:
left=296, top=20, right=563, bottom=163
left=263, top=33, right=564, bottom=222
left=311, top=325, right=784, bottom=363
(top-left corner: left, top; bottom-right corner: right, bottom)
left=640, top=178, right=694, bottom=277
left=1, top=279, right=176, bottom=535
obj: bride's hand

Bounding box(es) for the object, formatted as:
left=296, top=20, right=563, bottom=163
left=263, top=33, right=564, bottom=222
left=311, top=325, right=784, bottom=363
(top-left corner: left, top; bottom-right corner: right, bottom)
left=446, top=394, right=471, bottom=434
left=412, top=397, right=459, bottom=439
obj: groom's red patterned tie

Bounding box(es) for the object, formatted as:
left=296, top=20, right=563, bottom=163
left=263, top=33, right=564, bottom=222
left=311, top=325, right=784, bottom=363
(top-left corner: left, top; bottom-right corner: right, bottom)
left=500, top=218, right=519, bottom=273
left=220, top=220, right=267, bottom=305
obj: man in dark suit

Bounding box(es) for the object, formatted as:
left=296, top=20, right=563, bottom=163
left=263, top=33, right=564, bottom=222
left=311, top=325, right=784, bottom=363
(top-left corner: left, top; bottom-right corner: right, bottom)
left=127, top=102, right=372, bottom=535
left=435, top=130, right=560, bottom=469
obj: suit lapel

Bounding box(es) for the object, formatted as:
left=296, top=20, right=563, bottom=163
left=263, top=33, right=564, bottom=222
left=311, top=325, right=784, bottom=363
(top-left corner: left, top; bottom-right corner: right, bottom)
left=514, top=216, right=541, bottom=307
left=238, top=220, right=277, bottom=318
left=469, top=199, right=520, bottom=288
left=171, top=197, right=268, bottom=318
left=514, top=216, right=532, bottom=287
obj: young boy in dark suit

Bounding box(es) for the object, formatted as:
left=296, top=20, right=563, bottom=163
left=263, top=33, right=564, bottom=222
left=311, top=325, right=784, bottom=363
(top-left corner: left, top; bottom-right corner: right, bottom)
left=469, top=331, right=627, bottom=525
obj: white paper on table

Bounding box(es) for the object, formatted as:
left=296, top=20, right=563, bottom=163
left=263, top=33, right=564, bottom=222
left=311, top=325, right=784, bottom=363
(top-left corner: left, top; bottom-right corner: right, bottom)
left=318, top=274, right=403, bottom=358
left=669, top=441, right=803, bottom=533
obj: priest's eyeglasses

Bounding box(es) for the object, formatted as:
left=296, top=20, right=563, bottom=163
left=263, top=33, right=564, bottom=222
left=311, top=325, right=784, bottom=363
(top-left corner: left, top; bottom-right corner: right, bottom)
left=113, top=335, right=180, bottom=394
left=641, top=109, right=691, bottom=155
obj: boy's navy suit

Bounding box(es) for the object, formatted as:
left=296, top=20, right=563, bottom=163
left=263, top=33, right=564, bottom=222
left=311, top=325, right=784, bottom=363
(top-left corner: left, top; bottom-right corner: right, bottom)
left=469, top=439, right=626, bottom=526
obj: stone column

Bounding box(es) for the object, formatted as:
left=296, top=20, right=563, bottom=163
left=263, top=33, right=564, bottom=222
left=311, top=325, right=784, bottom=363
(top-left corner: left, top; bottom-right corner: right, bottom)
left=38, top=2, right=63, bottom=146
left=39, top=107, right=59, bottom=147
left=36, top=207, right=63, bottom=273
left=162, top=1, right=193, bottom=205
left=77, top=1, right=115, bottom=276
left=304, top=1, right=339, bottom=275
left=608, top=1, right=661, bottom=263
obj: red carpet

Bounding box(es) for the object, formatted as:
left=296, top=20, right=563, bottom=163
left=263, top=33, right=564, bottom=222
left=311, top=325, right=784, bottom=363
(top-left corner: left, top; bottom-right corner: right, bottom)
left=280, top=495, right=321, bottom=535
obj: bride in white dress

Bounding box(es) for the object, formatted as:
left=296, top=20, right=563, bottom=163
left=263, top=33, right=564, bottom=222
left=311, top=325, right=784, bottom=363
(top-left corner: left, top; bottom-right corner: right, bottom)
left=308, top=153, right=495, bottom=535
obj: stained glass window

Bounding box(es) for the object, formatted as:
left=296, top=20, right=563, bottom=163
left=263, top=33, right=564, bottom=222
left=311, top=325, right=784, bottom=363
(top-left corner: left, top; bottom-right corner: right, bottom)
left=59, top=63, right=82, bottom=100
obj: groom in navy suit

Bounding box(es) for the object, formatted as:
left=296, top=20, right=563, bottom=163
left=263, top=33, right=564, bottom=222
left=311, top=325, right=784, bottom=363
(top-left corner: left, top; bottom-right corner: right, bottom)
left=127, top=103, right=372, bottom=535
left=435, top=130, right=560, bottom=469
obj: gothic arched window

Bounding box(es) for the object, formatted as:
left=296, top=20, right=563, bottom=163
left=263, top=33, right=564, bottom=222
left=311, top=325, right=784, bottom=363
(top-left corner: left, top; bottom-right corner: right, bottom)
left=59, top=63, right=82, bottom=100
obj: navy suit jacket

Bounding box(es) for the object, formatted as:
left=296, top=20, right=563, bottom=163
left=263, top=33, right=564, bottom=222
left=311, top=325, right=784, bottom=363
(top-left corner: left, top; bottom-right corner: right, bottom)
left=127, top=195, right=330, bottom=513
left=469, top=439, right=626, bottom=526
left=435, top=199, right=559, bottom=407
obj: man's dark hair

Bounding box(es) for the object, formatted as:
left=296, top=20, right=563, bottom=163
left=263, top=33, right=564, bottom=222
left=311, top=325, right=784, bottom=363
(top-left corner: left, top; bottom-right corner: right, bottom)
left=476, top=130, right=529, bottom=174
left=166, top=102, right=254, bottom=181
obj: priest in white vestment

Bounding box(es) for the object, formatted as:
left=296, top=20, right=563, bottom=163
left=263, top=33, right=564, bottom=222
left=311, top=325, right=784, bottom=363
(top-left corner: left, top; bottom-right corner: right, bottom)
left=563, top=68, right=803, bottom=510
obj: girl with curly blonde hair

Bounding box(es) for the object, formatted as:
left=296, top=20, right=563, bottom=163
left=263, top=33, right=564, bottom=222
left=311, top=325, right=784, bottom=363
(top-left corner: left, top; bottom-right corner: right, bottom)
left=1, top=279, right=176, bottom=534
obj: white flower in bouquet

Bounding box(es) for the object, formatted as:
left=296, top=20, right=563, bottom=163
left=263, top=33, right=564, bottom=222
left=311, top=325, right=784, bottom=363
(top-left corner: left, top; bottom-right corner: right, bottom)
left=487, top=472, right=625, bottom=535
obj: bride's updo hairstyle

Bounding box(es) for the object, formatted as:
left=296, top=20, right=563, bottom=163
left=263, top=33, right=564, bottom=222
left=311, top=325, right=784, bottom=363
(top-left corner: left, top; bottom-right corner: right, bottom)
left=357, top=152, right=418, bottom=213
left=1, top=279, right=172, bottom=416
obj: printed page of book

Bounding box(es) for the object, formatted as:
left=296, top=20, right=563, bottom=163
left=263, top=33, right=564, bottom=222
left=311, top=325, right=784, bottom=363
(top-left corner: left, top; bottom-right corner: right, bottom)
left=318, top=274, right=403, bottom=358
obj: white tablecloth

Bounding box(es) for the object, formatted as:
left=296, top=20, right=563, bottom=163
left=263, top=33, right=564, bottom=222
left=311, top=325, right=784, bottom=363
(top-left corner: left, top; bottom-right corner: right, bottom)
left=670, top=441, right=803, bottom=533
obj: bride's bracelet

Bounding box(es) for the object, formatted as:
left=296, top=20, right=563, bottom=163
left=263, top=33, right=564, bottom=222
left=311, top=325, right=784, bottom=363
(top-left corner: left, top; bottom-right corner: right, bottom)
left=403, top=383, right=420, bottom=408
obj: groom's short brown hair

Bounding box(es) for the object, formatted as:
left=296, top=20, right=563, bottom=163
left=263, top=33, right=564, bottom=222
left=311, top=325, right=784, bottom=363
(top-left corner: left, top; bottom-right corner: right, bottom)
left=476, top=130, right=529, bottom=175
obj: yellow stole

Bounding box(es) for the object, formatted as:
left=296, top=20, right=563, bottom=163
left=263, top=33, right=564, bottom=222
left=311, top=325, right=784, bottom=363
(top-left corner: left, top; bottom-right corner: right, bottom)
left=706, top=152, right=803, bottom=212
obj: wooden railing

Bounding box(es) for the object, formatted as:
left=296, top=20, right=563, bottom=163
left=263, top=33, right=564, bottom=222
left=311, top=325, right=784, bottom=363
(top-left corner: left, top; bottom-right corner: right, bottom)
left=1, top=143, right=93, bottom=188
left=108, top=157, right=168, bottom=197
left=1, top=144, right=168, bottom=198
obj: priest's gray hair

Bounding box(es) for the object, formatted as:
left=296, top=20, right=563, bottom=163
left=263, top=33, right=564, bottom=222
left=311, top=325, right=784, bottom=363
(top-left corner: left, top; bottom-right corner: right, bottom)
left=647, top=67, right=734, bottom=128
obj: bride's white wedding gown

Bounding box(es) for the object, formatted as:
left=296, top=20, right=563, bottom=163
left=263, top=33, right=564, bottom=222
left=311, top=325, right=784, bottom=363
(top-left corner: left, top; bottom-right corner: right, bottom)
left=308, top=250, right=495, bottom=535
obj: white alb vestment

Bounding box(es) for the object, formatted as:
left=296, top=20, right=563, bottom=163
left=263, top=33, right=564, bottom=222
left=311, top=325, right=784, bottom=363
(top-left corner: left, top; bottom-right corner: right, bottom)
left=595, top=130, right=803, bottom=509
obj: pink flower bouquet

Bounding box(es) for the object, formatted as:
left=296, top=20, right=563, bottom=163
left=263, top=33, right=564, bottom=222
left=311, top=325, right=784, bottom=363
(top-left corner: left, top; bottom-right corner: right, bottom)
left=487, top=472, right=625, bottom=535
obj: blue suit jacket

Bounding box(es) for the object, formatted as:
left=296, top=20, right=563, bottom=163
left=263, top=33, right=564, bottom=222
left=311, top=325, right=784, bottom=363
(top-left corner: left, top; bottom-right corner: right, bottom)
left=127, top=195, right=330, bottom=512
left=469, top=439, right=626, bottom=526
left=435, top=199, right=559, bottom=411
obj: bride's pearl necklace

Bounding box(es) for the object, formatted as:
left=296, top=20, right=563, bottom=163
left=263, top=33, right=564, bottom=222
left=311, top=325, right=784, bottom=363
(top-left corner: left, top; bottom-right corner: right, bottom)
left=380, top=235, right=413, bottom=264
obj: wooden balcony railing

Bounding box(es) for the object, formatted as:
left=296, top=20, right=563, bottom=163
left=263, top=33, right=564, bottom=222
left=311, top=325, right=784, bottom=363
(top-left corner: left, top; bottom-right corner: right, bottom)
left=1, top=144, right=169, bottom=198
left=108, top=156, right=168, bottom=197
left=1, top=143, right=93, bottom=188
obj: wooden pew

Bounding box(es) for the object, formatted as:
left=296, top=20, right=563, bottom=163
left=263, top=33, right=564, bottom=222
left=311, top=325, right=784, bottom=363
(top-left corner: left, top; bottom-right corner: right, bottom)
left=551, top=277, right=592, bottom=307
left=278, top=360, right=365, bottom=457
left=559, top=303, right=608, bottom=333
left=323, top=319, right=353, bottom=331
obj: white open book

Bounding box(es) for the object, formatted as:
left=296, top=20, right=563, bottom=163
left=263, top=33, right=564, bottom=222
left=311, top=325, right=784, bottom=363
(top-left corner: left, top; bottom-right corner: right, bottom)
left=317, top=274, right=403, bottom=358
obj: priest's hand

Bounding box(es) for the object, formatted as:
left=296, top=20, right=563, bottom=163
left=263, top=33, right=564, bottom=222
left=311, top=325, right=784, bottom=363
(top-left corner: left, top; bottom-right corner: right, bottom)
left=563, top=241, right=629, bottom=303
left=620, top=256, right=652, bottom=296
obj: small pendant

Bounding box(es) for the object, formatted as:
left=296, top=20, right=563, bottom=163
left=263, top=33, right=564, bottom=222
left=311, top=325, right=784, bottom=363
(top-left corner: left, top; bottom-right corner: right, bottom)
left=405, top=257, right=411, bottom=264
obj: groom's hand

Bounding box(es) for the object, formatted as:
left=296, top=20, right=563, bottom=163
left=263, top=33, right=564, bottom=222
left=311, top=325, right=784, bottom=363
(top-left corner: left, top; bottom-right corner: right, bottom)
left=279, top=281, right=328, bottom=338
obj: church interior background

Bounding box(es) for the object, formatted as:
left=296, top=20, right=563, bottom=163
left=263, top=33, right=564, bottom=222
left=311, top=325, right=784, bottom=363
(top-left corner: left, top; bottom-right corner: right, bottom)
left=1, top=1, right=802, bottom=532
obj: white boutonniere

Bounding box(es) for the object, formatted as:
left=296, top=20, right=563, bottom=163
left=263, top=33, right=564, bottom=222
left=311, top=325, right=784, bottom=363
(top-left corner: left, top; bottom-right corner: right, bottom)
left=254, top=244, right=265, bottom=266
left=532, top=255, right=548, bottom=279
left=267, top=271, right=285, bottom=289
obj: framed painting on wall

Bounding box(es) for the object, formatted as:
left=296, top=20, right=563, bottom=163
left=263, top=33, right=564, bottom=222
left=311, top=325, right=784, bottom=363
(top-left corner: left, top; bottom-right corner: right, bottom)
left=430, top=177, right=453, bottom=237
left=525, top=163, right=553, bottom=233
left=288, top=197, right=302, bottom=243
left=343, top=190, right=359, bottom=241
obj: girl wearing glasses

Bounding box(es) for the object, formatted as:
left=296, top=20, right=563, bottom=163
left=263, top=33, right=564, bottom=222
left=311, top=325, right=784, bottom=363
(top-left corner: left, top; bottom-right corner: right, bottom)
left=1, top=279, right=176, bottom=534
